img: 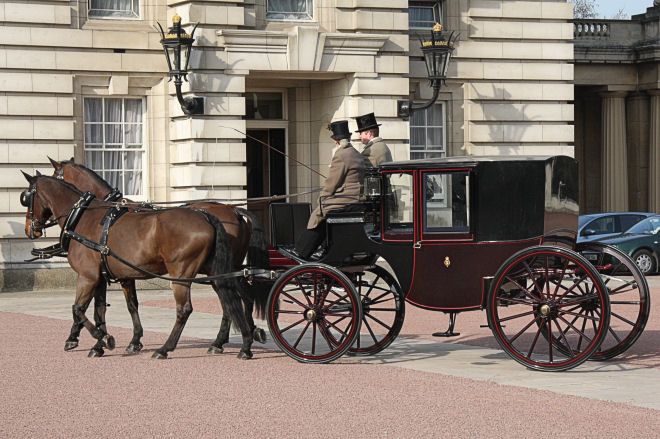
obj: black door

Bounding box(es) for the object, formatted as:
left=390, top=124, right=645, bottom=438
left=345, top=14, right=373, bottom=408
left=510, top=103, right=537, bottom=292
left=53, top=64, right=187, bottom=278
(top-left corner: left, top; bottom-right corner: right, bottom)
left=246, top=128, right=286, bottom=242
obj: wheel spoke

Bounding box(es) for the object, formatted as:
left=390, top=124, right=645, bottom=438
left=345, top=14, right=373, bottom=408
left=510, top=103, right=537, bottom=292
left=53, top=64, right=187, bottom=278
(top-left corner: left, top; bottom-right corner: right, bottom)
left=291, top=320, right=311, bottom=349
left=526, top=321, right=544, bottom=359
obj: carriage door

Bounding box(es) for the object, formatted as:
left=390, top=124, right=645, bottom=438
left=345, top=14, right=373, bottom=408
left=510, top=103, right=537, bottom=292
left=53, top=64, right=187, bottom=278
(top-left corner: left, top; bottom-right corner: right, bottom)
left=406, top=169, right=482, bottom=310
left=246, top=128, right=286, bottom=240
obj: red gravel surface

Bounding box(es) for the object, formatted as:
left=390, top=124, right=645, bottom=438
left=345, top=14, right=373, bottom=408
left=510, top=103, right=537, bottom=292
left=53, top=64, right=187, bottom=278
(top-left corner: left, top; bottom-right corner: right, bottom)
left=2, top=308, right=659, bottom=438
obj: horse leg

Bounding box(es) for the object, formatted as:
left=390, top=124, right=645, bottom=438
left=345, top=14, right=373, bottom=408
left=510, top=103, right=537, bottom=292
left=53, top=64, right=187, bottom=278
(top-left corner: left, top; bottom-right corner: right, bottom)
left=89, top=282, right=116, bottom=357
left=243, top=299, right=266, bottom=344
left=121, top=280, right=144, bottom=354
left=207, top=301, right=231, bottom=355
left=152, top=282, right=193, bottom=360
left=71, top=277, right=115, bottom=358
left=64, top=301, right=90, bottom=351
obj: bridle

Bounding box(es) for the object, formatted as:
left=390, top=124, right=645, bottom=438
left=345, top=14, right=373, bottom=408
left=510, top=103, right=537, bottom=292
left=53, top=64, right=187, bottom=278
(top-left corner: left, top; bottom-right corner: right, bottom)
left=21, top=181, right=59, bottom=239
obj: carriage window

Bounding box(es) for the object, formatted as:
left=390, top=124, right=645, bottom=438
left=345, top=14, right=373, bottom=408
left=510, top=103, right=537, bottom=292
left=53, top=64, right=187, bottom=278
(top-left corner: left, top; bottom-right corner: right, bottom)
left=84, top=97, right=145, bottom=197
left=384, top=173, right=414, bottom=232
left=423, top=171, right=469, bottom=232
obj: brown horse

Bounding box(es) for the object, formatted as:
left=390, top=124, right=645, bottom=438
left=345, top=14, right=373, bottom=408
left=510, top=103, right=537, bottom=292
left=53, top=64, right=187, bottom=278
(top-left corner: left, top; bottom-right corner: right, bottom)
left=21, top=173, right=266, bottom=359
left=48, top=158, right=270, bottom=356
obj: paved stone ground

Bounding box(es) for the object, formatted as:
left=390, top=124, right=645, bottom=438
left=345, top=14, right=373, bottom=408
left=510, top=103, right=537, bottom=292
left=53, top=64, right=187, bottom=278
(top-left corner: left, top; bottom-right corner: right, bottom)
left=1, top=277, right=658, bottom=437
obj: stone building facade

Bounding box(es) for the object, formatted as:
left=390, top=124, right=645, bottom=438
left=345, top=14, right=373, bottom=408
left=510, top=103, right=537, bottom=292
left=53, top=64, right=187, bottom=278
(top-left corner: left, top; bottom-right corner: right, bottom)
left=574, top=4, right=660, bottom=213
left=0, top=0, right=574, bottom=288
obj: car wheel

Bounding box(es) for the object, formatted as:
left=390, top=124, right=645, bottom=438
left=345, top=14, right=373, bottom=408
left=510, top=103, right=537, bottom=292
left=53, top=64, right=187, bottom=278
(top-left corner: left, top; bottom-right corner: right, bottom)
left=632, top=249, right=656, bottom=275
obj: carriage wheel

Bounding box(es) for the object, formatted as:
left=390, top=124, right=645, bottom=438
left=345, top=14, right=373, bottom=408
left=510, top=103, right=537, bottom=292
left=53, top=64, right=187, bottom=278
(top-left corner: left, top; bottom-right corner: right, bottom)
left=267, top=264, right=362, bottom=364
left=347, top=266, right=405, bottom=356
left=486, top=246, right=610, bottom=371
left=576, top=243, right=650, bottom=360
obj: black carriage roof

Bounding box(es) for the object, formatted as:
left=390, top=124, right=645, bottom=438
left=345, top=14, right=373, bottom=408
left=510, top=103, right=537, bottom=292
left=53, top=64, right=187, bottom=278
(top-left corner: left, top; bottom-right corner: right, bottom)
left=379, top=154, right=573, bottom=170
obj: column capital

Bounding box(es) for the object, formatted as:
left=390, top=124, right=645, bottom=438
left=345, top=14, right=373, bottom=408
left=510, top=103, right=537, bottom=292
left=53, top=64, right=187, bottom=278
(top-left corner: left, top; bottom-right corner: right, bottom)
left=647, top=89, right=660, bottom=97
left=599, top=90, right=629, bottom=99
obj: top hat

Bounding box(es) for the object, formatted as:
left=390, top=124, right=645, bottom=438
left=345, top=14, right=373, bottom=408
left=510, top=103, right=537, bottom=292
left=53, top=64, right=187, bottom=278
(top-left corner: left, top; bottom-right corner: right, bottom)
left=354, top=112, right=381, bottom=133
left=327, top=120, right=351, bottom=140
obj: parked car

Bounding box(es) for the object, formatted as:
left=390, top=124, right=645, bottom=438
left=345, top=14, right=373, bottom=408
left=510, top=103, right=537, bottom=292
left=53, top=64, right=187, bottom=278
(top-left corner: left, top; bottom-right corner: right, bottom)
left=597, top=215, right=660, bottom=275
left=577, top=212, right=655, bottom=243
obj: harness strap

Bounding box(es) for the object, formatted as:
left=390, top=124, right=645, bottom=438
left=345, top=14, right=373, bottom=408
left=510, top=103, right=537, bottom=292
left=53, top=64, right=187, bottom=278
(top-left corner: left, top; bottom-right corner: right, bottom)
left=60, top=192, right=96, bottom=252
left=99, top=206, right=129, bottom=284
left=102, top=188, right=123, bottom=202
left=63, top=229, right=278, bottom=283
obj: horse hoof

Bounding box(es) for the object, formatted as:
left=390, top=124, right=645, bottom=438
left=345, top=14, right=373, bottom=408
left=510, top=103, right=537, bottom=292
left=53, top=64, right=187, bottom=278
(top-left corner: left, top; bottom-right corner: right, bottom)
left=101, top=335, right=116, bottom=350
left=125, top=343, right=143, bottom=354
left=88, top=348, right=104, bottom=358
left=152, top=351, right=168, bottom=360
left=207, top=346, right=224, bottom=355
left=253, top=328, right=267, bottom=344
left=237, top=350, right=253, bottom=360
left=64, top=341, right=78, bottom=351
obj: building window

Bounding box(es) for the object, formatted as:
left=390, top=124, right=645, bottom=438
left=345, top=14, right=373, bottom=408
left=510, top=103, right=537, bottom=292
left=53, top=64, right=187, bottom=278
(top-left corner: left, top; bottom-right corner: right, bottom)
left=88, top=0, right=139, bottom=18
left=266, top=0, right=313, bottom=21
left=410, top=103, right=446, bottom=160
left=246, top=92, right=283, bottom=120
left=408, top=1, right=442, bottom=29
left=83, top=98, right=145, bottom=197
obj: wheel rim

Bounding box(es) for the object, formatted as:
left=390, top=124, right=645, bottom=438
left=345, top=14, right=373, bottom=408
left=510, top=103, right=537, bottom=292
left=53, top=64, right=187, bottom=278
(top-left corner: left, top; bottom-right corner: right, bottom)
left=488, top=248, right=609, bottom=371
left=579, top=244, right=650, bottom=360
left=268, top=266, right=361, bottom=362
left=348, top=266, right=405, bottom=355
left=635, top=254, right=653, bottom=274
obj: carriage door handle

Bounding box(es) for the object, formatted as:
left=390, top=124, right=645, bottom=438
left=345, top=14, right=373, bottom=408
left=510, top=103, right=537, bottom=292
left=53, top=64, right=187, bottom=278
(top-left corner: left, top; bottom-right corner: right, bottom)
left=413, top=241, right=422, bottom=249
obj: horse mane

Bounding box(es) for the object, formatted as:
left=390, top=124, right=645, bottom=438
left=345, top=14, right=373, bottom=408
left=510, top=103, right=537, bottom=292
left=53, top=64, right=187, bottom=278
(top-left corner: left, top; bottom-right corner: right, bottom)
left=37, top=174, right=84, bottom=195
left=61, top=160, right=113, bottom=190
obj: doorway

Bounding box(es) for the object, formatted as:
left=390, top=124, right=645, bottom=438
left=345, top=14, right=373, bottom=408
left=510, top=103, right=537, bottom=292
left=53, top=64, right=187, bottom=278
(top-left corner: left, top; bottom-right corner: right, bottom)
left=246, top=128, right=286, bottom=241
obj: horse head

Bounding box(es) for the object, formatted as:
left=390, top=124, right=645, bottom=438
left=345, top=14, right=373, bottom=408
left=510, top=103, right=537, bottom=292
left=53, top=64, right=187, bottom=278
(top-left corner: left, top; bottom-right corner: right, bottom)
left=21, top=172, right=52, bottom=239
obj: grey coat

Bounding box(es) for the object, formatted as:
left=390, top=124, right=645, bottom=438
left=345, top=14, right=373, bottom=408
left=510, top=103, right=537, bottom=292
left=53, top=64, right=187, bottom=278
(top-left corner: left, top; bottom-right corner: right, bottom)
left=308, top=143, right=365, bottom=229
left=361, top=137, right=393, bottom=167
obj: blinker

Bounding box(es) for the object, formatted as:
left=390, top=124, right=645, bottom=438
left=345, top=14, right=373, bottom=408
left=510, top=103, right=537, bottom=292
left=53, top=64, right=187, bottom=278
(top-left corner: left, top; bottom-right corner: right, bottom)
left=20, top=190, right=32, bottom=208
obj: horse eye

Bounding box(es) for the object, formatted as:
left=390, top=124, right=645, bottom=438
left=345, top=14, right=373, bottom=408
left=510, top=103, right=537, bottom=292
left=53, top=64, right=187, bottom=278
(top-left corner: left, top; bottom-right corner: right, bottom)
left=20, top=191, right=32, bottom=207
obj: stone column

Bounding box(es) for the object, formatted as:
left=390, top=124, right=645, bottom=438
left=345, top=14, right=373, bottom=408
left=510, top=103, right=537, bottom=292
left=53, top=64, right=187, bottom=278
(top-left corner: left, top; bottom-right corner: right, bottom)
left=649, top=91, right=660, bottom=212
left=601, top=92, right=629, bottom=212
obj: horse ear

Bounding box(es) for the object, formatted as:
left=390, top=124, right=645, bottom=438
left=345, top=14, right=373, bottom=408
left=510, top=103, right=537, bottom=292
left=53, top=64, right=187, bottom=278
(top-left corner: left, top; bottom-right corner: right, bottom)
left=70, top=157, right=75, bottom=163
left=48, top=156, right=61, bottom=170
left=35, top=170, right=42, bottom=176
left=21, top=171, right=35, bottom=183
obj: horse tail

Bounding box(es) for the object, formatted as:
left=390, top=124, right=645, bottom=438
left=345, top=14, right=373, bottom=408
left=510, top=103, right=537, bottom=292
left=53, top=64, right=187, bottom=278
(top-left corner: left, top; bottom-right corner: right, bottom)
left=235, top=207, right=270, bottom=270
left=199, top=211, right=235, bottom=288
left=234, top=207, right=270, bottom=319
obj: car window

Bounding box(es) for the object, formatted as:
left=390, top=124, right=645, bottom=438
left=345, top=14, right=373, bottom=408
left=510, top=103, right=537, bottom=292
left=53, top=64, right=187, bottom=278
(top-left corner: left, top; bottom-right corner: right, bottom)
left=626, top=217, right=660, bottom=235
left=582, top=216, right=616, bottom=236
left=619, top=214, right=645, bottom=231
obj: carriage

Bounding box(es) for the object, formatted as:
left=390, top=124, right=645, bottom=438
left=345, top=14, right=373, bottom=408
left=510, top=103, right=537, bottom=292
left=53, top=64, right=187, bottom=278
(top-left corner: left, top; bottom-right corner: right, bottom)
left=263, top=154, right=649, bottom=371
left=23, top=155, right=650, bottom=371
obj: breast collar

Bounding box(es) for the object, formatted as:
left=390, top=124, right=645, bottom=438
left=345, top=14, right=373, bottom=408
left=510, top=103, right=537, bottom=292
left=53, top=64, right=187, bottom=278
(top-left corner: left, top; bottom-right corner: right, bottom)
left=60, top=192, right=96, bottom=252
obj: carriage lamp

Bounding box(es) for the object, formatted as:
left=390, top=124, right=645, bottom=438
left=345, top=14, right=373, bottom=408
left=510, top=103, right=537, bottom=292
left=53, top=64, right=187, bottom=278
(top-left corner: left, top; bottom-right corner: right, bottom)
left=364, top=167, right=382, bottom=201
left=397, top=23, right=458, bottom=119
left=156, top=15, right=203, bottom=115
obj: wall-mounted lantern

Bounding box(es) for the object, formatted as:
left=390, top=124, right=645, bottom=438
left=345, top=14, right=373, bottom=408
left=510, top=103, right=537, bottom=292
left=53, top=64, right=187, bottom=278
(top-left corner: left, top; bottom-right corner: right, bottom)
left=156, top=15, right=203, bottom=115
left=397, top=23, right=458, bottom=119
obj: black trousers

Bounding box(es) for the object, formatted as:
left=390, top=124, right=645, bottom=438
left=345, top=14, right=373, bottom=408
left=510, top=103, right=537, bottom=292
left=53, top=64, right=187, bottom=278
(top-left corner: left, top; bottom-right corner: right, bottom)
left=294, top=204, right=364, bottom=259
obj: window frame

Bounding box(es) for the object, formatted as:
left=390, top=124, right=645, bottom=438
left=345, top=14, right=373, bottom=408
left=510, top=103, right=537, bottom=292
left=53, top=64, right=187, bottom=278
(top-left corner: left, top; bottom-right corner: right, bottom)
left=421, top=170, right=470, bottom=236
left=410, top=102, right=446, bottom=160
left=82, top=96, right=147, bottom=200
left=88, top=0, right=140, bottom=19
left=408, top=1, right=442, bottom=30
left=266, top=0, right=314, bottom=21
